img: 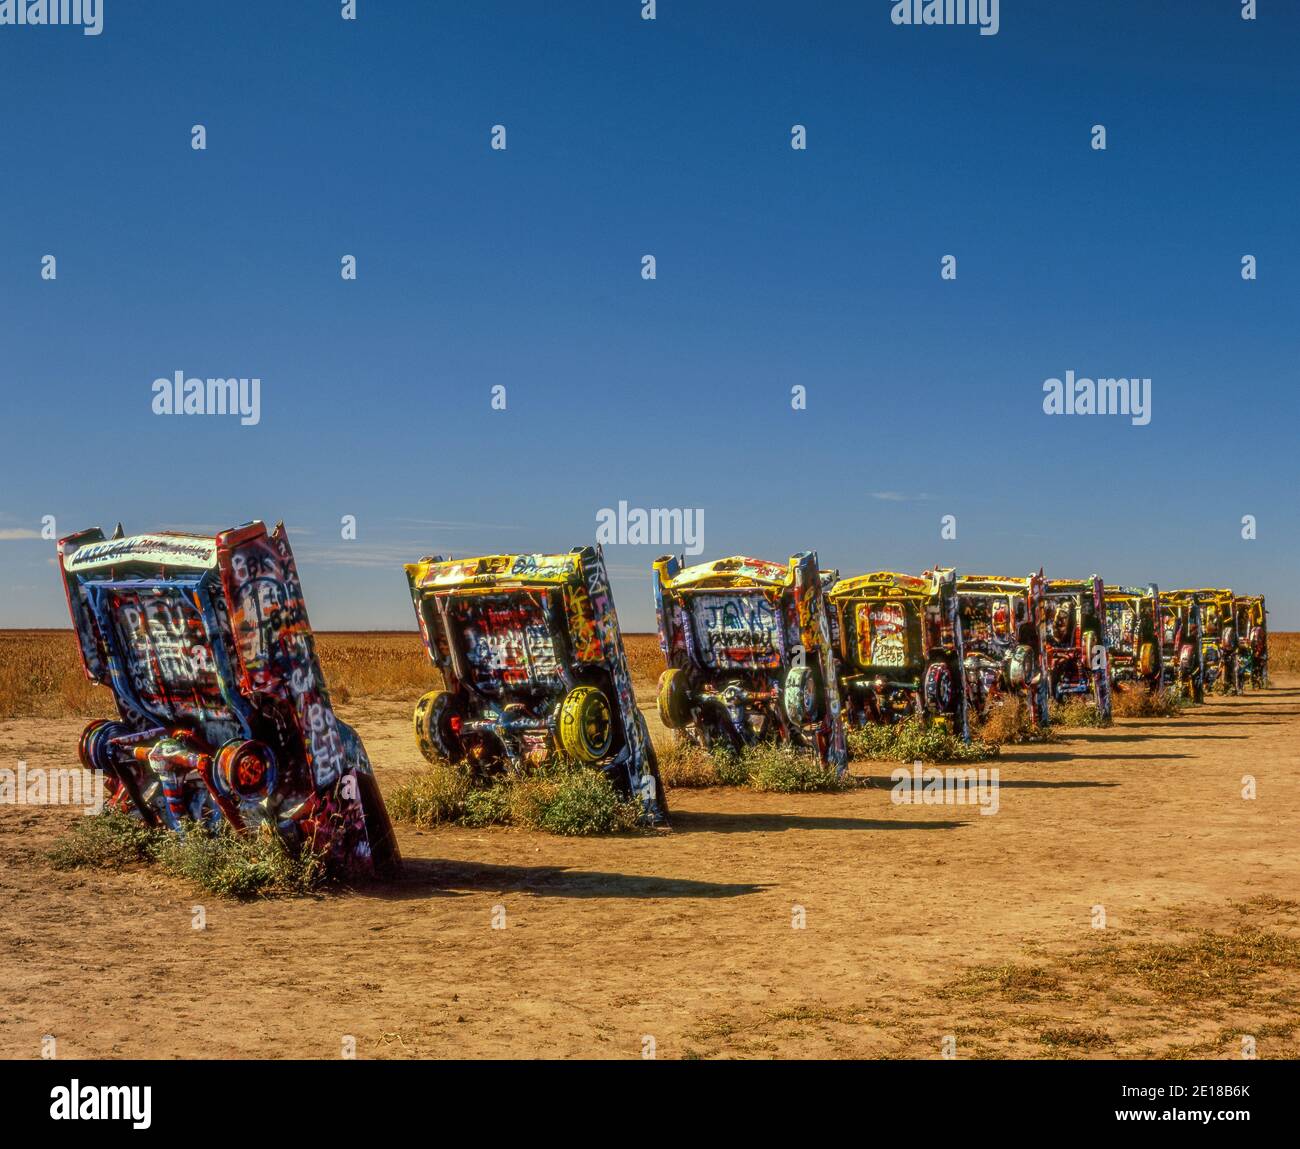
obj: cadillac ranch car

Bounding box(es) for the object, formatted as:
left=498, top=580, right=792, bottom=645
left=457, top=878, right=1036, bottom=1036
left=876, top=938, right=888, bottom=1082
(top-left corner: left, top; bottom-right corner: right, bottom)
left=1159, top=590, right=1206, bottom=702
left=1042, top=577, right=1113, bottom=717
left=652, top=553, right=847, bottom=769
left=955, top=573, right=1051, bottom=726
left=58, top=522, right=400, bottom=876
left=1187, top=588, right=1240, bottom=694
left=1234, top=594, right=1269, bottom=689
left=405, top=547, right=668, bottom=823
left=827, top=568, right=970, bottom=739
left=1102, top=584, right=1164, bottom=691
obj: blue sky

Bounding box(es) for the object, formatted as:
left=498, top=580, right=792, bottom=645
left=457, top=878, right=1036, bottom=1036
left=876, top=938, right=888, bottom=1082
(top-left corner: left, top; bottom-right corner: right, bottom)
left=1, top=1, right=1296, bottom=631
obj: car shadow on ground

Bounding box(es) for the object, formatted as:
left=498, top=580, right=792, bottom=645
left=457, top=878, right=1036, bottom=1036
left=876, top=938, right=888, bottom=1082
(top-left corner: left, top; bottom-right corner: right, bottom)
left=665, top=809, right=965, bottom=835
left=372, top=857, right=772, bottom=900
left=858, top=773, right=1117, bottom=789
left=1112, top=725, right=1248, bottom=737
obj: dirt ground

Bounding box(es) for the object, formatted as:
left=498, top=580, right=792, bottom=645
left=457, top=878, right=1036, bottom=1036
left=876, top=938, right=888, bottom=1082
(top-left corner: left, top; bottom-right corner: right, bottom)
left=2, top=647, right=1299, bottom=1059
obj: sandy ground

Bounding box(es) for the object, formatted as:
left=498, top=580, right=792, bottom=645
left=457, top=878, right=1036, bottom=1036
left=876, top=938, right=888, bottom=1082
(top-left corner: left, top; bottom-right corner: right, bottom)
left=2, top=682, right=1299, bottom=1060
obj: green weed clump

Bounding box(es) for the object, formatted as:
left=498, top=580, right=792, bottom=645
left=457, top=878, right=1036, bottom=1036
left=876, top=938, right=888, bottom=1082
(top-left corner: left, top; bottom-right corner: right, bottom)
left=847, top=717, right=998, bottom=763
left=48, top=812, right=327, bottom=899
left=389, top=760, right=640, bottom=836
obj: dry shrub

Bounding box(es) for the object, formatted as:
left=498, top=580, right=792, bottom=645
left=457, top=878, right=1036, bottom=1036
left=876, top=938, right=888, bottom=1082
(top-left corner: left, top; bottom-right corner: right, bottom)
left=388, top=760, right=640, bottom=836
left=848, top=717, right=998, bottom=763
left=1111, top=687, right=1188, bottom=718
left=654, top=738, right=721, bottom=788
left=976, top=698, right=1054, bottom=746
left=1050, top=698, right=1110, bottom=727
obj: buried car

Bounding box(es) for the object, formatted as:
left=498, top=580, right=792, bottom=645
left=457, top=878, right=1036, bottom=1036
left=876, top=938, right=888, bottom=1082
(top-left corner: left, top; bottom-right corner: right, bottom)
left=1102, top=584, right=1164, bottom=691
left=58, top=521, right=400, bottom=876
left=405, top=546, right=668, bottom=823
left=1043, top=576, right=1113, bottom=718
left=1159, top=590, right=1206, bottom=702
left=955, top=573, right=1051, bottom=726
left=827, top=568, right=971, bottom=740
left=1234, top=594, right=1269, bottom=689
left=1168, top=588, right=1240, bottom=694
left=1195, top=587, right=1240, bottom=694
left=652, top=553, right=847, bottom=770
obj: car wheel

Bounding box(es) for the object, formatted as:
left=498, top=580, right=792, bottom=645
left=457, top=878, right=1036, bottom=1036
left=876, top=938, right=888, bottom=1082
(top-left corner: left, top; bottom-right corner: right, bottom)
left=781, top=664, right=823, bottom=725
left=413, top=689, right=465, bottom=764
left=558, top=685, right=614, bottom=763
left=657, top=668, right=692, bottom=729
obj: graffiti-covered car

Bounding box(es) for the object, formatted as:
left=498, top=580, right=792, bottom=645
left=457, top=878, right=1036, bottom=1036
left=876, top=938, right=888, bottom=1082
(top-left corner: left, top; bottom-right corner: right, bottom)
left=652, top=553, right=847, bottom=770
left=1165, top=588, right=1239, bottom=694
left=827, top=568, right=970, bottom=739
left=1234, top=594, right=1269, bottom=689
left=405, top=546, right=668, bottom=823
left=1159, top=590, right=1205, bottom=702
left=1043, top=577, right=1112, bottom=717
left=956, top=573, right=1051, bottom=726
left=1102, top=584, right=1164, bottom=691
left=1188, top=588, right=1240, bottom=694
left=58, top=522, right=400, bottom=876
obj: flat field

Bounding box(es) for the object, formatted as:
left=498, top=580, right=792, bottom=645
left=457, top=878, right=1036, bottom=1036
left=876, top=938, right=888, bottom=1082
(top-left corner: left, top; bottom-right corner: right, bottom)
left=1, top=630, right=1298, bottom=1059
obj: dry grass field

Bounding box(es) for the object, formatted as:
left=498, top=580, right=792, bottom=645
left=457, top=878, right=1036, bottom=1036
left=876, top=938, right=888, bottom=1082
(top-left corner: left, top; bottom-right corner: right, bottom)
left=2, top=629, right=1299, bottom=1059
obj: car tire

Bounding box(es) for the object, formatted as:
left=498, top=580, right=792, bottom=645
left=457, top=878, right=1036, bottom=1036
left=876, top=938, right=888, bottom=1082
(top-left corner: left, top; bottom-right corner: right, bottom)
left=413, top=689, right=465, bottom=764
left=781, top=664, right=823, bottom=725
left=656, top=668, right=692, bottom=730
left=558, top=685, right=614, bottom=763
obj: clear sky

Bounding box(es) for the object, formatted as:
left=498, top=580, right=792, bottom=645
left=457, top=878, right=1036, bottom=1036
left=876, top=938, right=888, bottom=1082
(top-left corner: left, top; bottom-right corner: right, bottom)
left=1, top=1, right=1296, bottom=632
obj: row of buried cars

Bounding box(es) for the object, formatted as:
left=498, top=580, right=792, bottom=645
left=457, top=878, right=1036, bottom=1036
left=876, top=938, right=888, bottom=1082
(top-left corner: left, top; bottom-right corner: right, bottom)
left=55, top=521, right=1270, bottom=873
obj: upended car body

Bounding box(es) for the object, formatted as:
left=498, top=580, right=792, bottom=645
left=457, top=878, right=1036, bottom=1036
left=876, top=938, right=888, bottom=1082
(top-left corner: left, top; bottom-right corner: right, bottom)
left=1169, top=588, right=1240, bottom=694
left=652, top=553, right=847, bottom=771
left=58, top=521, right=400, bottom=876
left=1233, top=594, right=1269, bottom=689
left=1158, top=590, right=1206, bottom=702
left=956, top=573, right=1051, bottom=726
left=1042, top=576, right=1113, bottom=718
left=1102, top=584, right=1164, bottom=691
left=405, top=546, right=668, bottom=823
left=827, top=568, right=971, bottom=740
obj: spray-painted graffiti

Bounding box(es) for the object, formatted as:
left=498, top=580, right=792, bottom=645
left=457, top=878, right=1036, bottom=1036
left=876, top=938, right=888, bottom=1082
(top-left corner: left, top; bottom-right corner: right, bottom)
left=861, top=602, right=908, bottom=667
left=830, top=569, right=972, bottom=739
left=405, top=547, right=668, bottom=824
left=653, top=552, right=847, bottom=771
left=57, top=520, right=399, bottom=877
left=459, top=600, right=561, bottom=688
left=691, top=593, right=782, bottom=669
